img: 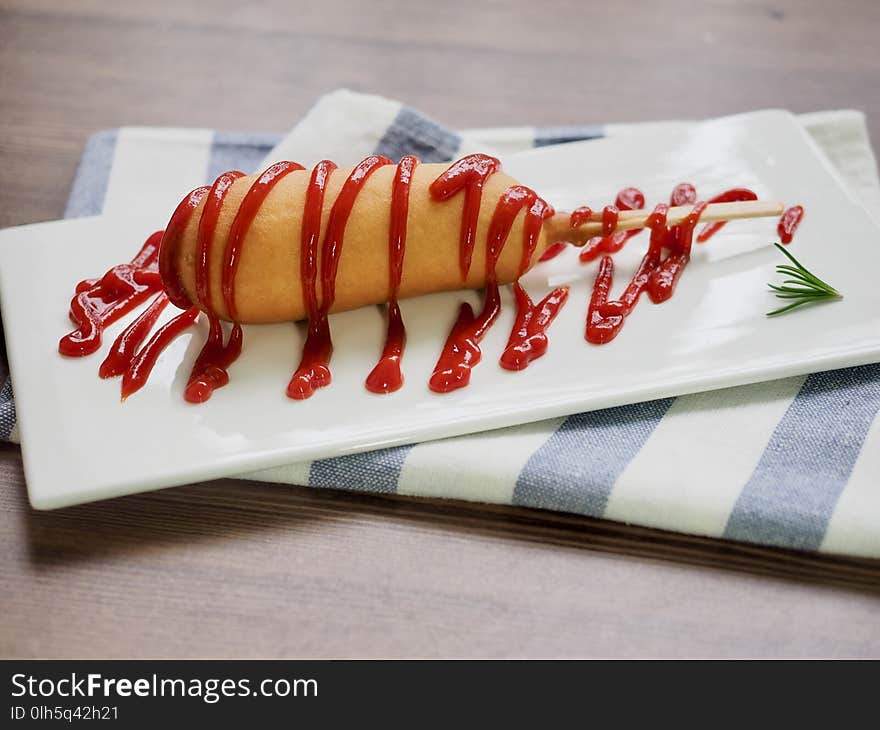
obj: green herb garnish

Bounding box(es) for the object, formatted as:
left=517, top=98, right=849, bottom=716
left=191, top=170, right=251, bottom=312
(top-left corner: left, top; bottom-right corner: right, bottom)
left=766, top=243, right=842, bottom=317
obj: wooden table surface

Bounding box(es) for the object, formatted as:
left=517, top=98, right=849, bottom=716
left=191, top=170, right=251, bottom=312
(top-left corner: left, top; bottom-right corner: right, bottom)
left=2, top=0, right=879, bottom=658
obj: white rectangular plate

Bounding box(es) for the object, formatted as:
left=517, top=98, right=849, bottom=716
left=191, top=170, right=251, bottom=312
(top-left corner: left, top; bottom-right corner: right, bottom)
left=2, top=110, right=879, bottom=509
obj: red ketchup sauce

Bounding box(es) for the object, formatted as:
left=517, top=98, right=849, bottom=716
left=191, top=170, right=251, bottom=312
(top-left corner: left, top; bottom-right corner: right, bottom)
left=538, top=240, right=568, bottom=262
left=695, top=188, right=757, bottom=242
left=585, top=203, right=672, bottom=345
left=158, top=187, right=209, bottom=309
left=777, top=205, right=804, bottom=244
left=187, top=169, right=245, bottom=403
left=429, top=153, right=501, bottom=278
left=62, top=161, right=309, bottom=401
left=283, top=160, right=335, bottom=400
left=99, top=292, right=170, bottom=378
left=60, top=151, right=788, bottom=404
left=287, top=155, right=393, bottom=399
left=500, top=283, right=569, bottom=371
left=222, top=161, right=305, bottom=321
left=537, top=204, right=588, bottom=263
left=365, top=155, right=418, bottom=394
left=428, top=179, right=555, bottom=393
left=59, top=231, right=164, bottom=357
left=190, top=160, right=303, bottom=402
left=584, top=182, right=756, bottom=345
left=121, top=306, right=200, bottom=400
left=577, top=188, right=646, bottom=264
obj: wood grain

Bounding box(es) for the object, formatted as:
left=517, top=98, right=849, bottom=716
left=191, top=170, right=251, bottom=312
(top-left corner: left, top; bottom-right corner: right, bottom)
left=1, top=0, right=879, bottom=658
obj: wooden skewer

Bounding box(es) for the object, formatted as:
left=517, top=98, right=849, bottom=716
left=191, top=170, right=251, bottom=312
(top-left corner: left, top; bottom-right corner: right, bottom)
left=544, top=200, right=785, bottom=245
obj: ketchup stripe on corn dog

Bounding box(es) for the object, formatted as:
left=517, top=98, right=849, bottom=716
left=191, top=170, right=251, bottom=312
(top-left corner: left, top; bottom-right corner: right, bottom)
left=284, top=160, right=337, bottom=400
left=365, top=155, right=418, bottom=394
left=429, top=153, right=502, bottom=279
left=222, top=160, right=306, bottom=321
left=288, top=155, right=393, bottom=400
left=190, top=169, right=245, bottom=403
left=429, top=183, right=556, bottom=393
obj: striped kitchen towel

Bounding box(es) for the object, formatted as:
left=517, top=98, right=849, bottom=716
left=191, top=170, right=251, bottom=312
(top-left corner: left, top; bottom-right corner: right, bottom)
left=2, top=90, right=878, bottom=557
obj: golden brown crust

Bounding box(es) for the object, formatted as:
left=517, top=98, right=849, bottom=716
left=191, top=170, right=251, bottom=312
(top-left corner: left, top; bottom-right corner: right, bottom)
left=173, top=162, right=551, bottom=323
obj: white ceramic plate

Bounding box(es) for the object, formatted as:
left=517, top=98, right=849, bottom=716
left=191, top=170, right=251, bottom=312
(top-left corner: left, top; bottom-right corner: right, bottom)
left=2, top=110, right=879, bottom=509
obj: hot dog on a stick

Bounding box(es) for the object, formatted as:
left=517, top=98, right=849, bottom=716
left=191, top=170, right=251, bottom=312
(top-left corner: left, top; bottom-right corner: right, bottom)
left=159, top=153, right=783, bottom=325
left=61, top=153, right=789, bottom=405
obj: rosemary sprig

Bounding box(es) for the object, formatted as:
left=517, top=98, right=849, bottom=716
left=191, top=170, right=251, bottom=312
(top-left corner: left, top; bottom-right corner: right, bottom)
left=766, top=243, right=842, bottom=317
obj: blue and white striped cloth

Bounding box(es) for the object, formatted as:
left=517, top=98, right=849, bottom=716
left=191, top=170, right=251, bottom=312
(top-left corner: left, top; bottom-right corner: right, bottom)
left=2, top=90, right=879, bottom=557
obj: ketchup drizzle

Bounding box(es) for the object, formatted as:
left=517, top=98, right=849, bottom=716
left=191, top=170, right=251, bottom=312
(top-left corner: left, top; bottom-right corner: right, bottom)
left=778, top=205, right=804, bottom=244
left=428, top=287, right=501, bottom=394
left=184, top=315, right=243, bottom=404
left=646, top=200, right=708, bottom=303
left=602, top=205, right=619, bottom=236
left=366, top=301, right=407, bottom=394
left=178, top=170, right=247, bottom=403
left=99, top=292, right=170, bottom=378
left=321, top=155, right=394, bottom=311
left=429, top=183, right=555, bottom=392
left=500, top=282, right=569, bottom=371
left=539, top=240, right=568, bottom=262
left=121, top=306, right=200, bottom=400
left=585, top=255, right=623, bottom=345
left=670, top=182, right=697, bottom=206
left=585, top=203, right=669, bottom=345
left=428, top=153, right=501, bottom=278
left=570, top=206, right=593, bottom=228
left=366, top=155, right=418, bottom=394
left=159, top=187, right=210, bottom=309
left=578, top=188, right=645, bottom=264
left=285, top=160, right=336, bottom=400
left=585, top=190, right=709, bottom=345
left=519, top=197, right=555, bottom=277
left=65, top=160, right=312, bottom=401
left=695, top=188, right=757, bottom=243
left=197, top=171, right=244, bottom=310
left=288, top=155, right=393, bottom=399
left=59, top=231, right=164, bottom=357
left=222, top=160, right=305, bottom=321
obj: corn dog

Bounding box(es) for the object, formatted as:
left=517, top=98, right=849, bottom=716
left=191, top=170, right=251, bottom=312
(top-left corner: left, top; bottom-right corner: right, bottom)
left=60, top=153, right=789, bottom=403
left=159, top=154, right=551, bottom=324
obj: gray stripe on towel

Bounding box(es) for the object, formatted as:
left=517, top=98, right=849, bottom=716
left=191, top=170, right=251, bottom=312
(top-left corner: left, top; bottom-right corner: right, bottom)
left=64, top=129, right=119, bottom=218
left=375, top=106, right=462, bottom=162
left=513, top=398, right=673, bottom=516
left=724, top=363, right=880, bottom=551
left=309, top=446, right=413, bottom=493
